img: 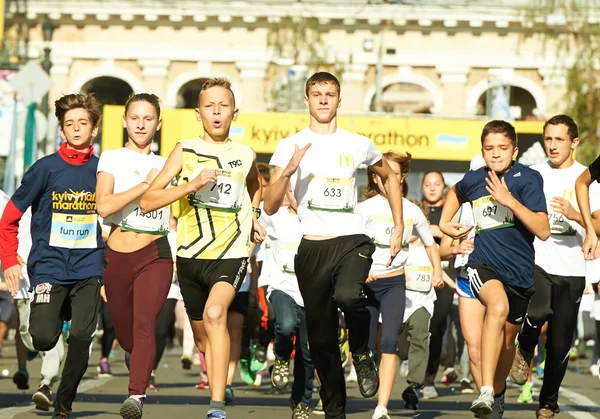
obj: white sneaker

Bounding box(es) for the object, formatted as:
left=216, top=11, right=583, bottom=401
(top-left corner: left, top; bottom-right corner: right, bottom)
left=471, top=388, right=494, bottom=416
left=399, top=360, right=409, bottom=378
left=267, top=342, right=276, bottom=362
left=346, top=365, right=357, bottom=383
left=371, top=405, right=390, bottom=419
left=591, top=363, right=599, bottom=378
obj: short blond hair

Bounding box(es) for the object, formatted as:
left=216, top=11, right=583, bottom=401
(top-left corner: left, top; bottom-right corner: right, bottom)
left=199, top=77, right=236, bottom=107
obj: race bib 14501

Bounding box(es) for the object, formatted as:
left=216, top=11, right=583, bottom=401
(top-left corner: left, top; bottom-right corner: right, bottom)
left=49, top=213, right=98, bottom=249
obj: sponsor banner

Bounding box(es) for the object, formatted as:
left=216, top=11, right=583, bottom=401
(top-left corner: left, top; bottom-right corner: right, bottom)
left=101, top=106, right=543, bottom=161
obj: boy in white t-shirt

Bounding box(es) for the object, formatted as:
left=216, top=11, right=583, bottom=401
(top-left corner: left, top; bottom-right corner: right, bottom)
left=264, top=72, right=404, bottom=418
left=513, top=115, right=588, bottom=419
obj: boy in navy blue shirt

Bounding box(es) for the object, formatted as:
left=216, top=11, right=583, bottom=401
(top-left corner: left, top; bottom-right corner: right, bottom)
left=0, top=93, right=105, bottom=419
left=440, top=120, right=550, bottom=418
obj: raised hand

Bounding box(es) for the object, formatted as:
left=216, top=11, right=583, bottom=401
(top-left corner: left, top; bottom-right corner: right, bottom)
left=283, top=143, right=312, bottom=177
left=190, top=169, right=218, bottom=192
left=485, top=171, right=515, bottom=208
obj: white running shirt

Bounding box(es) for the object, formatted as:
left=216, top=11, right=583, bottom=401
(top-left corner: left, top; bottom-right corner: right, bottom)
left=261, top=207, right=304, bottom=307
left=97, top=147, right=170, bottom=234
left=269, top=128, right=382, bottom=237
left=404, top=243, right=437, bottom=322
left=357, top=195, right=434, bottom=276
left=532, top=161, right=586, bottom=276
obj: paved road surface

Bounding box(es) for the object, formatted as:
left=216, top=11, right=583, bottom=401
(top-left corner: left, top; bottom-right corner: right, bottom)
left=0, top=342, right=598, bottom=418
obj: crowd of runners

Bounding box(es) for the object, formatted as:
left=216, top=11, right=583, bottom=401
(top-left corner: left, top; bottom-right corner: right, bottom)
left=0, top=71, right=599, bottom=419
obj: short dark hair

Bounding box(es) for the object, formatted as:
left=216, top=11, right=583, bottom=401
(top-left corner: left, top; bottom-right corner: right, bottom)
left=543, top=114, right=578, bottom=141
left=305, top=72, right=341, bottom=97
left=55, top=93, right=102, bottom=128
left=481, top=120, right=517, bottom=147
left=257, top=162, right=272, bottom=182
left=125, top=93, right=161, bottom=117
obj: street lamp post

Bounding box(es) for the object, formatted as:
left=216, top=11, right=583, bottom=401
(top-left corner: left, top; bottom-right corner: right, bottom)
left=40, top=18, right=54, bottom=155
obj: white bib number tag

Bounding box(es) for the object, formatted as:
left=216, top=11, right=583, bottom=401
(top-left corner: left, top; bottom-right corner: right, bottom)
left=120, top=203, right=169, bottom=235
left=405, top=265, right=433, bottom=293
left=370, top=216, right=412, bottom=249
left=307, top=176, right=354, bottom=212
left=49, top=213, right=98, bottom=249
left=473, top=196, right=514, bottom=233
left=281, top=241, right=300, bottom=274
left=190, top=169, right=245, bottom=212
left=548, top=211, right=576, bottom=236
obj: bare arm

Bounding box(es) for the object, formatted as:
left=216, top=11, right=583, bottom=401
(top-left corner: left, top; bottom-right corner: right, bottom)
left=246, top=153, right=262, bottom=209
left=247, top=153, right=266, bottom=243
left=140, top=144, right=216, bottom=214
left=370, top=158, right=404, bottom=266
left=424, top=244, right=444, bottom=288
left=263, top=143, right=311, bottom=216
left=576, top=168, right=598, bottom=259
left=439, top=186, right=472, bottom=239
left=96, top=172, right=151, bottom=219
left=486, top=171, right=550, bottom=241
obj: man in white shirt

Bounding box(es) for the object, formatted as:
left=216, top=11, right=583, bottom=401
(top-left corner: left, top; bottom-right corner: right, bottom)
left=264, top=72, right=404, bottom=419
left=512, top=115, right=588, bottom=419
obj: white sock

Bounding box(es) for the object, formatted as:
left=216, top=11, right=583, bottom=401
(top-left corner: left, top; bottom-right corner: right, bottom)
left=480, top=385, right=493, bottom=395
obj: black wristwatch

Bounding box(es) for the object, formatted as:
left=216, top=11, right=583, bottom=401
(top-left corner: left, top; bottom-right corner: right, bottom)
left=252, top=207, right=262, bottom=219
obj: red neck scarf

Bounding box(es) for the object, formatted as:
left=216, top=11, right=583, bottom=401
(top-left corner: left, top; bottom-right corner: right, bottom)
left=58, top=142, right=94, bottom=165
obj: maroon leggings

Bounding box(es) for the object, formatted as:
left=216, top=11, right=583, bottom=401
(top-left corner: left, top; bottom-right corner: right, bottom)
left=104, top=236, right=173, bottom=396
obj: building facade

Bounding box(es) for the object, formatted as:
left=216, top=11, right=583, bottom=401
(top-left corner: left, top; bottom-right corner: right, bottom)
left=3, top=0, right=568, bottom=120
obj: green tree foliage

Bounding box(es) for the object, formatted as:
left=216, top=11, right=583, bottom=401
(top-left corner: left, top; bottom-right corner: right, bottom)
left=522, top=0, right=600, bottom=164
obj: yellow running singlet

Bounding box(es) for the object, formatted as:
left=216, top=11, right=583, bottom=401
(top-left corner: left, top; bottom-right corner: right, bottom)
left=176, top=138, right=254, bottom=260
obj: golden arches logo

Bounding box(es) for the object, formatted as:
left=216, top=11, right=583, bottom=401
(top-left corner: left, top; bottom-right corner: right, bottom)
left=339, top=153, right=355, bottom=168
left=562, top=188, right=575, bottom=201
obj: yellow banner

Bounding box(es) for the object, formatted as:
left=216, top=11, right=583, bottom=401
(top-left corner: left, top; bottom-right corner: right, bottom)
left=102, top=106, right=543, bottom=161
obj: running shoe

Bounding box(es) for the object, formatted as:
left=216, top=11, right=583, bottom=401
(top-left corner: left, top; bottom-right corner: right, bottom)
left=251, top=344, right=267, bottom=372
left=120, top=395, right=144, bottom=419
left=267, top=342, right=276, bottom=362
left=402, top=383, right=420, bottom=410
left=97, top=360, right=112, bottom=378
left=590, top=363, right=600, bottom=377
left=225, top=385, right=234, bottom=405
left=239, top=358, right=256, bottom=385
left=32, top=384, right=52, bottom=411
left=291, top=401, right=310, bottom=419
left=207, top=410, right=227, bottom=419
left=492, top=386, right=505, bottom=419
left=346, top=365, right=357, bottom=383
left=460, top=378, right=475, bottom=394
left=271, top=359, right=290, bottom=389
left=422, top=385, right=438, bottom=399
left=568, top=346, right=578, bottom=361
left=352, top=351, right=379, bottom=399
left=62, top=322, right=70, bottom=340
left=148, top=374, right=158, bottom=391
left=12, top=368, right=29, bottom=390
left=399, top=360, right=409, bottom=378
left=312, top=399, right=325, bottom=415
left=181, top=355, right=192, bottom=370
left=440, top=367, right=458, bottom=385
left=196, top=372, right=209, bottom=390
left=52, top=411, right=69, bottom=419
left=470, top=388, right=494, bottom=417
left=536, top=360, right=545, bottom=379
left=517, top=382, right=533, bottom=404
left=509, top=345, right=534, bottom=385
left=371, top=405, right=391, bottom=419
left=536, top=407, right=555, bottom=419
